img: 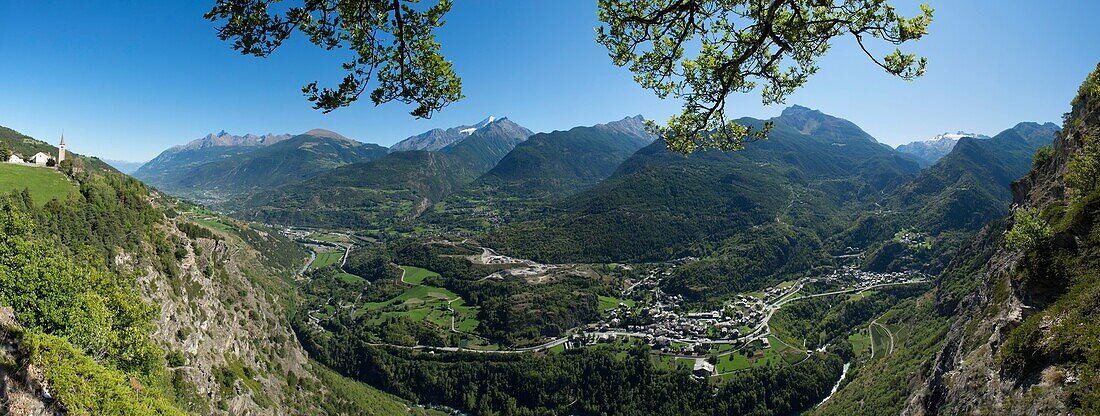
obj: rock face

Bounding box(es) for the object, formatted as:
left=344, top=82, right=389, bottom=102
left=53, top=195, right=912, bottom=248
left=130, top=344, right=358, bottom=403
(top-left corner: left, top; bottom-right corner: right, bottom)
left=902, top=69, right=1098, bottom=416
left=130, top=216, right=311, bottom=414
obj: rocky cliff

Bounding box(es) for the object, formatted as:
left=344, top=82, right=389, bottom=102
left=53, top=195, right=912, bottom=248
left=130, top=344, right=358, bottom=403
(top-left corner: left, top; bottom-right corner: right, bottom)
left=903, top=63, right=1100, bottom=415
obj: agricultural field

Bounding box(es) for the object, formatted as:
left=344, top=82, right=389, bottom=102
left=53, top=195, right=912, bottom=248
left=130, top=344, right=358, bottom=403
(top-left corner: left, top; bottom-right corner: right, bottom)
left=0, top=164, right=75, bottom=205
left=335, top=272, right=365, bottom=284
left=716, top=352, right=751, bottom=373
left=399, top=265, right=440, bottom=285
left=848, top=331, right=872, bottom=357
left=310, top=251, right=344, bottom=269
left=311, top=232, right=352, bottom=244
left=651, top=355, right=695, bottom=371
left=869, top=323, right=893, bottom=358
left=360, top=271, right=482, bottom=337
left=598, top=295, right=637, bottom=311
left=182, top=206, right=235, bottom=232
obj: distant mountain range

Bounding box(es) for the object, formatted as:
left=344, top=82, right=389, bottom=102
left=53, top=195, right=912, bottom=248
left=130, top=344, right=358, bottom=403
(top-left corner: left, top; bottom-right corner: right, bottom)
left=843, top=122, right=1058, bottom=272
left=485, top=105, right=925, bottom=299
left=134, top=131, right=293, bottom=187
left=132, top=109, right=1058, bottom=293
left=425, top=115, right=656, bottom=231
left=239, top=117, right=533, bottom=228
left=134, top=129, right=386, bottom=202
left=102, top=159, right=146, bottom=174
left=896, top=131, right=991, bottom=165
left=389, top=116, right=497, bottom=152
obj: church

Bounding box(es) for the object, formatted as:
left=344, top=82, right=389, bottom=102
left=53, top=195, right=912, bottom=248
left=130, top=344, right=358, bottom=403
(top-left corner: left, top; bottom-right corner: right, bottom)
left=3, top=133, right=66, bottom=167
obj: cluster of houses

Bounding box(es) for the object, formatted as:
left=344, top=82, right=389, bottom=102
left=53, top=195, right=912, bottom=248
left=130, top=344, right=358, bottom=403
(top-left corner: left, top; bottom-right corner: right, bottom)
left=581, top=255, right=927, bottom=359
left=5, top=134, right=66, bottom=167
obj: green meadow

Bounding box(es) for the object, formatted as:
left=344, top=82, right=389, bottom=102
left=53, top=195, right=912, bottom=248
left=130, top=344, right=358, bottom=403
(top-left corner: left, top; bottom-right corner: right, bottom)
left=361, top=269, right=481, bottom=335
left=399, top=265, right=440, bottom=284
left=310, top=251, right=344, bottom=269
left=0, top=164, right=75, bottom=205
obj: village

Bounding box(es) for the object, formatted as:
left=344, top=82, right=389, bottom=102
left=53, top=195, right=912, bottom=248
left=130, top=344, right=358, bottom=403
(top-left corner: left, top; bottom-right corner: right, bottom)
left=566, top=256, right=928, bottom=360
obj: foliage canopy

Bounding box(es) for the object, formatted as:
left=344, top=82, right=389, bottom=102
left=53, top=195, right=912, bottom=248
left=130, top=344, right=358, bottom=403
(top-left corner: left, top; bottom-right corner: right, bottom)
left=207, top=0, right=931, bottom=152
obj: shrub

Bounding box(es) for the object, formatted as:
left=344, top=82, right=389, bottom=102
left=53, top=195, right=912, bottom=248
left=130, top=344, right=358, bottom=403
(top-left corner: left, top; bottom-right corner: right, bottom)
left=1032, top=145, right=1055, bottom=170
left=1005, top=208, right=1052, bottom=252
left=1066, top=134, right=1100, bottom=197
left=1071, top=62, right=1100, bottom=108
left=21, top=331, right=185, bottom=416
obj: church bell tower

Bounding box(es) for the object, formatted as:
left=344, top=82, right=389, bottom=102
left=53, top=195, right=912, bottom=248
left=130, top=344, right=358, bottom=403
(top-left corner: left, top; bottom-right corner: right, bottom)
left=58, top=132, right=66, bottom=162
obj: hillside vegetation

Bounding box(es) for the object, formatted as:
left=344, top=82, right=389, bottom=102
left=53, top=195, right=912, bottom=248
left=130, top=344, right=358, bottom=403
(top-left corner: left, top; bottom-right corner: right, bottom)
left=426, top=116, right=655, bottom=232
left=240, top=119, right=532, bottom=230
left=0, top=127, right=433, bottom=415
left=814, top=61, right=1100, bottom=416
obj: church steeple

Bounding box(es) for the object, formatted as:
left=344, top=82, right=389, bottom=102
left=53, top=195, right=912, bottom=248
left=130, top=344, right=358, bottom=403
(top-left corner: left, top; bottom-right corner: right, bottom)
left=58, top=131, right=66, bottom=162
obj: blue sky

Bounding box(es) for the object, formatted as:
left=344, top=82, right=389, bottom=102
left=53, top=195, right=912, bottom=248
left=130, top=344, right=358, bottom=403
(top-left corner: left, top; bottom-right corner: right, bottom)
left=1, top=1, right=1098, bottom=162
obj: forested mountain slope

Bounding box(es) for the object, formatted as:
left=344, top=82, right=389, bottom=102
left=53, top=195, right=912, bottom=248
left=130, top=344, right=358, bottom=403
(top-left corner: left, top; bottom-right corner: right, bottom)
left=479, top=115, right=654, bottom=191
left=841, top=122, right=1058, bottom=273
left=134, top=131, right=291, bottom=186
left=0, top=127, right=433, bottom=415
left=813, top=62, right=1100, bottom=416
left=485, top=106, right=921, bottom=299
left=240, top=119, right=531, bottom=230
left=907, top=62, right=1100, bottom=416
left=425, top=115, right=655, bottom=231
left=168, top=129, right=388, bottom=192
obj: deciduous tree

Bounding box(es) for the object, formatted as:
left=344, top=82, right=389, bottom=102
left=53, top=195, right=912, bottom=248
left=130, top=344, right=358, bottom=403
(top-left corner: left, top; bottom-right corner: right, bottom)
left=207, top=0, right=932, bottom=152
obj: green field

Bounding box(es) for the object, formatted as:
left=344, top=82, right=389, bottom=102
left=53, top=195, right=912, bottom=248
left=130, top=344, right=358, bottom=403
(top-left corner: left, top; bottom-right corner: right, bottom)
left=847, top=290, right=877, bottom=302
left=870, top=323, right=892, bottom=358
left=399, top=265, right=439, bottom=284
left=312, top=233, right=351, bottom=244
left=310, top=251, right=344, bottom=269
left=716, top=352, right=751, bottom=373
left=360, top=270, right=482, bottom=335
left=183, top=207, right=235, bottom=232
left=335, top=272, right=365, bottom=284
left=848, top=331, right=872, bottom=357
left=451, top=298, right=480, bottom=333
left=651, top=355, right=695, bottom=371
left=598, top=295, right=637, bottom=311
left=0, top=164, right=75, bottom=205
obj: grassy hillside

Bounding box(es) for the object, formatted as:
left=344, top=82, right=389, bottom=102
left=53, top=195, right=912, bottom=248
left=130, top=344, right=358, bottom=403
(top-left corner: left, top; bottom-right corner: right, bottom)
left=0, top=163, right=75, bottom=205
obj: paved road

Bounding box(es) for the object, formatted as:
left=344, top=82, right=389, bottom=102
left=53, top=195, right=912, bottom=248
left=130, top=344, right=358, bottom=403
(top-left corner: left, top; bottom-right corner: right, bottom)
left=299, top=251, right=316, bottom=276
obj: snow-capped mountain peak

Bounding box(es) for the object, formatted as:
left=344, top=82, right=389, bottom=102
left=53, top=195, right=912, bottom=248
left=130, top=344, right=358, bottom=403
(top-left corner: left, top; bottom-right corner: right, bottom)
left=896, top=131, right=991, bottom=164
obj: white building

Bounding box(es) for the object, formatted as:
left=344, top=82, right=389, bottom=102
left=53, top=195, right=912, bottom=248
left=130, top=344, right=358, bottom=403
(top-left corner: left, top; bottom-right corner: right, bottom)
left=7, top=154, right=24, bottom=164
left=30, top=152, right=51, bottom=165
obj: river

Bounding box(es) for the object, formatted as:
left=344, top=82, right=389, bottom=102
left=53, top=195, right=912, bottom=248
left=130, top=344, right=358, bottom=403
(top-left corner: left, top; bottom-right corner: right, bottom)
left=817, top=361, right=851, bottom=406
